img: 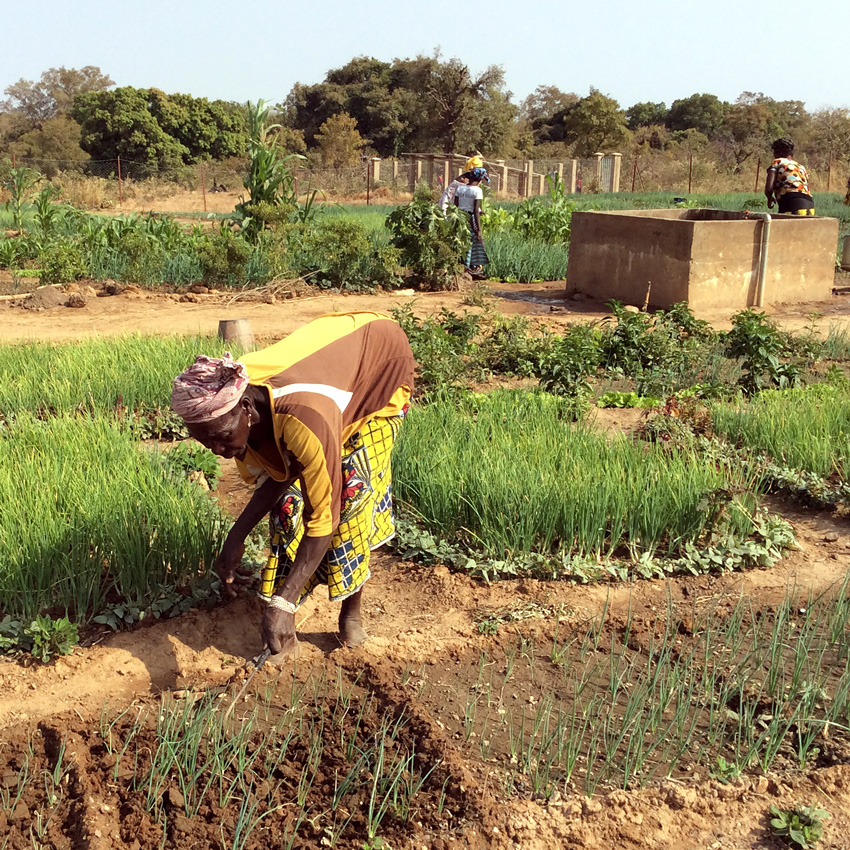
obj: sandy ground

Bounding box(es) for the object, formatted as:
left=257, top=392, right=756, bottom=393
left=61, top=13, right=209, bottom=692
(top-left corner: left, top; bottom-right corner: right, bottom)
left=2, top=287, right=850, bottom=849
left=2, top=279, right=850, bottom=344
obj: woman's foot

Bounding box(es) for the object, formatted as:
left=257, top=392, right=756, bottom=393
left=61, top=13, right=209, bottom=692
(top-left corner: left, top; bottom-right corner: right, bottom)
left=339, top=590, right=368, bottom=647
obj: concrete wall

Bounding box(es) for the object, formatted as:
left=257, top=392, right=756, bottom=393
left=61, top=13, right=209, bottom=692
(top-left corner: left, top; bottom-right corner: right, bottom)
left=566, top=210, right=838, bottom=311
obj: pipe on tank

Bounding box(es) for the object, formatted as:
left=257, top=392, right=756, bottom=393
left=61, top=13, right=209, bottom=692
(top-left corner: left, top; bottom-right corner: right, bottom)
left=747, top=213, right=772, bottom=308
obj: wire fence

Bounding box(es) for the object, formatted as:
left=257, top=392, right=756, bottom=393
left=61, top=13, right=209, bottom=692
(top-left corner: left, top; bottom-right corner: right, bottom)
left=4, top=150, right=848, bottom=214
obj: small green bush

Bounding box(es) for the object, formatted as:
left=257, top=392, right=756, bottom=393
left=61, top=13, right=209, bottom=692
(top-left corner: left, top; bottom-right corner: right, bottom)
left=386, top=197, right=468, bottom=290
left=197, top=228, right=251, bottom=286
left=39, top=240, right=87, bottom=283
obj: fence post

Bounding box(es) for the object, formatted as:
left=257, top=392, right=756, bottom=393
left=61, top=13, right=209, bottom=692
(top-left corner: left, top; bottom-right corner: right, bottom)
left=557, top=161, right=564, bottom=187
left=495, top=160, right=507, bottom=196
left=200, top=162, right=207, bottom=212
left=442, top=157, right=451, bottom=191
left=611, top=153, right=622, bottom=193
left=567, top=159, right=577, bottom=193
left=827, top=159, right=832, bottom=191
left=11, top=153, right=15, bottom=168
left=366, top=159, right=371, bottom=205
left=753, top=158, right=761, bottom=193
left=371, top=157, right=381, bottom=184
left=688, top=152, right=693, bottom=194
left=117, top=155, right=123, bottom=206
left=537, top=173, right=546, bottom=195
left=525, top=159, right=534, bottom=197
left=594, top=152, right=604, bottom=189
left=631, top=157, right=638, bottom=192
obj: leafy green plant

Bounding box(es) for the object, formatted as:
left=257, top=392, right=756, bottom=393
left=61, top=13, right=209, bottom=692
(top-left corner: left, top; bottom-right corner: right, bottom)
left=769, top=805, right=829, bottom=849
left=197, top=225, right=251, bottom=286
left=597, top=391, right=660, bottom=409
left=39, top=239, right=86, bottom=283
left=386, top=196, right=468, bottom=290
left=235, top=100, right=306, bottom=241
left=163, top=440, right=221, bottom=487
left=725, top=309, right=803, bottom=394
left=3, top=166, right=41, bottom=230
left=24, top=615, right=79, bottom=662
left=539, top=324, right=602, bottom=404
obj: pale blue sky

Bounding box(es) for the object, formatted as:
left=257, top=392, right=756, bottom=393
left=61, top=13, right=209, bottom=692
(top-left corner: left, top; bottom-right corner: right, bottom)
left=3, top=0, right=848, bottom=111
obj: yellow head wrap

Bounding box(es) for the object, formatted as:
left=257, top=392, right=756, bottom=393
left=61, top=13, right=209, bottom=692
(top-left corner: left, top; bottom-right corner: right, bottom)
left=465, top=154, right=484, bottom=171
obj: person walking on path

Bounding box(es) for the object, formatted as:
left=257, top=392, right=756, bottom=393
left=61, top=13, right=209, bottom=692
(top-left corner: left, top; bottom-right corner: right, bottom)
left=171, top=311, right=416, bottom=661
left=454, top=167, right=490, bottom=276
left=764, top=138, right=815, bottom=215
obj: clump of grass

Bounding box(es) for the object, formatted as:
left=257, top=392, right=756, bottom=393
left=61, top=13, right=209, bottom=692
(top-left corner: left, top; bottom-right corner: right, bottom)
left=712, top=383, right=850, bottom=479
left=394, top=389, right=763, bottom=560
left=485, top=233, right=570, bottom=282
left=0, top=414, right=226, bottom=622
left=0, top=335, right=240, bottom=419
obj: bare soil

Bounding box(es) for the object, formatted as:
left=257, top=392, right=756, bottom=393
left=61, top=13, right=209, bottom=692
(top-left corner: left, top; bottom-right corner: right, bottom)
left=2, top=289, right=850, bottom=849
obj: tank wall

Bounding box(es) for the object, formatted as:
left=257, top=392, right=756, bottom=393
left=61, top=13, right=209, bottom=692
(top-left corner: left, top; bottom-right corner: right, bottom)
left=566, top=210, right=838, bottom=310
left=566, top=211, right=694, bottom=307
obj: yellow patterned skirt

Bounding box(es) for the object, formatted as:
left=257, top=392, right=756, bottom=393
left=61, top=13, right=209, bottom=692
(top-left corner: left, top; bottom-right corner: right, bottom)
left=259, top=412, right=405, bottom=606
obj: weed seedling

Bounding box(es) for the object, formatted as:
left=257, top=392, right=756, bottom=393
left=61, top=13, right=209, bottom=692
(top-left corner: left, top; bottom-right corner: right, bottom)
left=769, top=805, right=829, bottom=849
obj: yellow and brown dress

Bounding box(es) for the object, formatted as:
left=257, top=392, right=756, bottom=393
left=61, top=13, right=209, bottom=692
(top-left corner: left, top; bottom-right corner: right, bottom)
left=235, top=311, right=415, bottom=606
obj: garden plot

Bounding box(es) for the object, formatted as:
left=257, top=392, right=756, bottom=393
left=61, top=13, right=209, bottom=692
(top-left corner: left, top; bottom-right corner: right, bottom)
left=2, top=304, right=850, bottom=849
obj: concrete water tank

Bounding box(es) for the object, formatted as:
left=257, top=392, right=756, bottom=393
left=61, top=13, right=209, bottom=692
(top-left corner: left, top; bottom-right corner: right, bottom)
left=566, top=209, right=838, bottom=311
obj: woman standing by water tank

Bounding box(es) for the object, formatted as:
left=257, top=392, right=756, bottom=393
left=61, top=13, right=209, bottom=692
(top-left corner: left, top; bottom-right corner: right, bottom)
left=764, top=138, right=815, bottom=215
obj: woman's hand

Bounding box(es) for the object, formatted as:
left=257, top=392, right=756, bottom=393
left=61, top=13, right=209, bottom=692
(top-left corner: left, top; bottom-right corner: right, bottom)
left=262, top=606, right=299, bottom=660
left=767, top=196, right=776, bottom=209
left=215, top=541, right=247, bottom=598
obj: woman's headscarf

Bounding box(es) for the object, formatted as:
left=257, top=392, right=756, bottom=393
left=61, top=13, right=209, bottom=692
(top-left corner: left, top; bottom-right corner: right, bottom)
left=171, top=353, right=249, bottom=423
left=465, top=154, right=484, bottom=171
left=470, top=167, right=489, bottom=183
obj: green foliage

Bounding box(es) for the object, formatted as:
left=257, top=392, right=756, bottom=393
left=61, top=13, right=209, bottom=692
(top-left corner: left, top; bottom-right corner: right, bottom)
left=197, top=226, right=251, bottom=286
left=510, top=175, right=575, bottom=243
left=72, top=87, right=189, bottom=177
left=539, top=324, right=602, bottom=402
left=391, top=305, right=482, bottom=395
left=3, top=166, right=42, bottom=230
left=393, top=390, right=762, bottom=560
left=725, top=309, right=804, bottom=394
left=295, top=218, right=400, bottom=291
left=39, top=239, right=86, bottom=283
left=235, top=100, right=307, bottom=241
left=769, top=805, right=829, bottom=849
left=0, top=414, right=227, bottom=623
left=386, top=197, right=468, bottom=289
left=163, top=441, right=221, bottom=488
left=24, top=615, right=79, bottom=663
left=597, top=391, right=660, bottom=409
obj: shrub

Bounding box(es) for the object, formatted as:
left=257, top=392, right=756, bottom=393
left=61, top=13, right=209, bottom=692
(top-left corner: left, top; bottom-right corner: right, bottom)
left=725, top=309, right=803, bottom=394
left=39, top=240, right=87, bottom=283
left=386, top=197, right=468, bottom=290
left=197, top=227, right=251, bottom=286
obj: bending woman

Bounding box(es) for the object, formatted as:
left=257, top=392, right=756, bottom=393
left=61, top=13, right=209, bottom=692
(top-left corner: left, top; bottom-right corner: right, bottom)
left=765, top=138, right=815, bottom=215
left=171, top=311, right=415, bottom=660
left=454, top=167, right=489, bottom=275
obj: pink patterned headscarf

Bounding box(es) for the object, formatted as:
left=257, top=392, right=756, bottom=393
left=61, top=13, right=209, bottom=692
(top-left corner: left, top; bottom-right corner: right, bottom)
left=171, top=353, right=249, bottom=424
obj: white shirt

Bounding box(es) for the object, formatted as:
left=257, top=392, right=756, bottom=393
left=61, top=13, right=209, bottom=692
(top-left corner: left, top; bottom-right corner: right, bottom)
left=455, top=184, right=483, bottom=213
left=439, top=179, right=464, bottom=211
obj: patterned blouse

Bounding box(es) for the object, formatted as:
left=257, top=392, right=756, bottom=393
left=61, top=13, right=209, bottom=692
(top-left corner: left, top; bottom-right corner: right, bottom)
left=768, top=157, right=811, bottom=197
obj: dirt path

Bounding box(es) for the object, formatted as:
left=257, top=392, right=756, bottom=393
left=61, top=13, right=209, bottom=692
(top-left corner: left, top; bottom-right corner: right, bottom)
left=2, top=281, right=850, bottom=343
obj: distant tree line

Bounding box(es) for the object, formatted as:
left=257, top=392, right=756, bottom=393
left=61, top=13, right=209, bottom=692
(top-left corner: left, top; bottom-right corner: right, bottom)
left=1, top=56, right=849, bottom=180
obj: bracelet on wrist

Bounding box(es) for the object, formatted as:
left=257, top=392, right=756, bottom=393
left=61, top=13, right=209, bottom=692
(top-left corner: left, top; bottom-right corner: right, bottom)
left=267, top=595, right=297, bottom=614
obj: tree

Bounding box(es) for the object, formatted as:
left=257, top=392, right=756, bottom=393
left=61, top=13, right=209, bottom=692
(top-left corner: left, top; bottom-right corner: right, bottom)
left=71, top=87, right=187, bottom=176
left=807, top=108, right=850, bottom=163
left=3, top=66, right=114, bottom=128
left=626, top=101, right=668, bottom=130
left=519, top=85, right=579, bottom=123
left=715, top=101, right=781, bottom=170
left=666, top=93, right=728, bottom=137
left=147, top=90, right=247, bottom=162
left=285, top=52, right=516, bottom=157
left=314, top=113, right=364, bottom=170
left=9, top=116, right=89, bottom=175
left=560, top=89, right=630, bottom=157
